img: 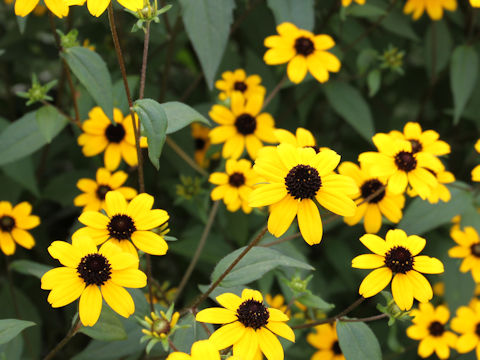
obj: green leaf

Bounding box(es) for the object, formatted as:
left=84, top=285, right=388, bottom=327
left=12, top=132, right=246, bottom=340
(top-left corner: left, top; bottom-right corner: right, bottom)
left=295, top=292, right=334, bottom=311
left=35, top=105, right=68, bottom=143
left=62, top=47, right=114, bottom=121
left=1, top=157, right=39, bottom=196
left=79, top=307, right=127, bottom=341
left=443, top=256, right=475, bottom=312
left=0, top=319, right=35, bottom=345
left=425, top=20, right=452, bottom=78
left=323, top=82, right=375, bottom=142
left=381, top=9, right=419, bottom=41
left=16, top=16, right=27, bottom=34
left=113, top=76, right=139, bottom=114
left=398, top=184, right=472, bottom=235
left=450, top=45, right=478, bottom=124
left=179, top=0, right=235, bottom=89
left=211, top=246, right=314, bottom=287
left=337, top=321, right=382, bottom=360
left=347, top=3, right=386, bottom=18
left=162, top=102, right=210, bottom=134
left=266, top=0, right=314, bottom=31
left=133, top=99, right=168, bottom=170
left=9, top=260, right=52, bottom=279
left=367, top=69, right=381, bottom=97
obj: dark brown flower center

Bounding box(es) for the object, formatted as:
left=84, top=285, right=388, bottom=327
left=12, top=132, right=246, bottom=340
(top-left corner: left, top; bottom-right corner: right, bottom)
left=96, top=185, right=112, bottom=201
left=194, top=138, right=206, bottom=150
left=0, top=216, right=15, bottom=232
left=332, top=340, right=342, bottom=354
left=471, top=243, right=480, bottom=258
left=77, top=253, right=112, bottom=286
left=409, top=139, right=423, bottom=154
left=234, top=81, right=248, bottom=92
left=294, top=37, right=315, bottom=56
left=105, top=124, right=126, bottom=143
left=361, top=179, right=385, bottom=204
left=236, top=299, right=269, bottom=329
left=107, top=214, right=136, bottom=240
left=235, top=114, right=257, bottom=135
left=476, top=323, right=480, bottom=337
left=229, top=172, right=245, bottom=187
left=394, top=151, right=417, bottom=172
left=384, top=246, right=414, bottom=273
left=285, top=164, right=321, bottom=200
left=428, top=321, right=445, bottom=337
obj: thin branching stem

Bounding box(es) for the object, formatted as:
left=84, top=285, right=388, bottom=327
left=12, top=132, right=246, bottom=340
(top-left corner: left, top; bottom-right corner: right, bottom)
left=43, top=317, right=81, bottom=360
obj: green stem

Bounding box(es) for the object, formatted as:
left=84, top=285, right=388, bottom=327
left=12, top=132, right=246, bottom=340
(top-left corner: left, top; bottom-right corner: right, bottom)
left=43, top=317, right=81, bottom=360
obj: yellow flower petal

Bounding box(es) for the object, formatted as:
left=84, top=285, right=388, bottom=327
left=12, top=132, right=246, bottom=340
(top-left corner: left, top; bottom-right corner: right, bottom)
left=11, top=228, right=35, bottom=249
left=287, top=55, right=308, bottom=84
left=105, top=191, right=127, bottom=217
left=86, top=0, right=109, bottom=16
left=216, top=292, right=243, bottom=311
left=233, top=327, right=259, bottom=360
left=191, top=340, right=221, bottom=360
left=257, top=327, right=285, bottom=360
left=407, top=270, right=433, bottom=303
left=101, top=281, right=135, bottom=318
left=391, top=273, right=414, bottom=310
left=78, top=211, right=110, bottom=229
left=358, top=267, right=392, bottom=298
left=268, top=308, right=289, bottom=322
left=79, top=285, right=103, bottom=326
left=209, top=322, right=246, bottom=350
left=127, top=193, right=154, bottom=219
left=413, top=256, right=444, bottom=274
left=359, top=233, right=387, bottom=255
left=267, top=196, right=299, bottom=238
left=134, top=209, right=169, bottom=230
left=0, top=232, right=15, bottom=255
left=297, top=199, right=323, bottom=245
left=265, top=321, right=295, bottom=342
left=48, top=241, right=81, bottom=267
left=130, top=231, right=168, bottom=255
left=351, top=254, right=385, bottom=269
left=195, top=308, right=238, bottom=324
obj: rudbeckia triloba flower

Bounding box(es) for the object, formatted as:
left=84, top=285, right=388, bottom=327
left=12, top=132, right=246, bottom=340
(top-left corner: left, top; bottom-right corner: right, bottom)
left=192, top=123, right=213, bottom=167
left=41, top=235, right=146, bottom=326
left=215, top=69, right=266, bottom=101
left=0, top=201, right=40, bottom=255
left=338, top=161, right=405, bottom=234
left=307, top=323, right=345, bottom=360
left=73, top=191, right=169, bottom=258
left=166, top=340, right=221, bottom=360
left=264, top=22, right=341, bottom=84
left=342, top=0, right=365, bottom=6
left=196, top=289, right=295, bottom=360
left=404, top=0, right=457, bottom=20
left=14, top=0, right=70, bottom=17
left=249, top=143, right=357, bottom=245
left=209, top=159, right=259, bottom=213
left=407, top=165, right=455, bottom=204
left=75, top=0, right=142, bottom=17
left=208, top=92, right=277, bottom=159
left=472, top=139, right=480, bottom=182
left=406, top=302, right=457, bottom=359
left=74, top=168, right=137, bottom=212
left=451, top=301, right=480, bottom=356
left=78, top=107, right=147, bottom=171
left=358, top=133, right=443, bottom=199
left=448, top=226, right=480, bottom=282
left=352, top=229, right=444, bottom=310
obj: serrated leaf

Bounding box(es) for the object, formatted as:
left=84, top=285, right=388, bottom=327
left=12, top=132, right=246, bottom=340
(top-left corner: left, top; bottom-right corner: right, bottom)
left=133, top=99, right=168, bottom=170
left=62, top=47, right=113, bottom=121
left=0, top=319, right=35, bottom=345
left=323, top=82, right=375, bottom=142
left=425, top=20, right=452, bottom=78
left=337, top=321, right=381, bottom=360
left=162, top=101, right=210, bottom=134
left=9, top=260, right=52, bottom=279
left=211, top=246, right=314, bottom=287
left=179, top=0, right=235, bottom=89
left=450, top=45, right=478, bottom=124
left=266, top=0, right=314, bottom=31
left=35, top=105, right=68, bottom=143
left=79, top=307, right=127, bottom=341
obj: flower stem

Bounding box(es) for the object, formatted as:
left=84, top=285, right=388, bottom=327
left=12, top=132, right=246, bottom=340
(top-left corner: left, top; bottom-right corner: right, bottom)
left=139, top=21, right=151, bottom=100
left=339, top=313, right=388, bottom=323
left=165, top=137, right=209, bottom=177
left=262, top=74, right=287, bottom=110
left=168, top=338, right=179, bottom=352
left=43, top=317, right=81, bottom=360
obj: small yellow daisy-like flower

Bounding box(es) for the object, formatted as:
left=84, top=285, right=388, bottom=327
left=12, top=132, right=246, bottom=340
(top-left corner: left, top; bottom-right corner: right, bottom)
left=338, top=161, right=405, bottom=234
left=448, top=226, right=480, bottom=282
left=73, top=191, right=169, bottom=258
left=407, top=302, right=457, bottom=359
left=74, top=168, right=137, bottom=212
left=166, top=340, right=220, bottom=360
left=307, top=323, right=345, bottom=360
left=352, top=229, right=444, bottom=310
left=472, top=139, right=480, bottom=182
left=389, top=122, right=450, bottom=157
left=208, top=92, right=277, bottom=159
left=249, top=143, right=357, bottom=245
left=41, top=235, right=146, bottom=326
left=141, top=310, right=179, bottom=339
left=408, top=166, right=455, bottom=204
left=14, top=0, right=70, bottom=18
left=404, top=0, right=457, bottom=20
left=192, top=123, right=212, bottom=167
left=264, top=22, right=341, bottom=84
left=210, top=159, right=259, bottom=214
left=215, top=69, right=266, bottom=101
left=342, top=0, right=365, bottom=6
left=78, top=107, right=147, bottom=171
left=196, top=289, right=295, bottom=360
left=451, top=301, right=480, bottom=356
left=0, top=201, right=40, bottom=256
left=359, top=133, right=443, bottom=199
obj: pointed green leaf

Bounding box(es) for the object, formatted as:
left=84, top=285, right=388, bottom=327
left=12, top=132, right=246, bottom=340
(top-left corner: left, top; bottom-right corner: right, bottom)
left=79, top=307, right=127, bottom=341
left=9, top=260, right=52, bottom=279
left=0, top=319, right=36, bottom=345
left=337, top=321, right=382, bottom=360
left=266, top=0, right=314, bottom=31
left=36, top=105, right=68, bottom=143
left=163, top=102, right=210, bottom=134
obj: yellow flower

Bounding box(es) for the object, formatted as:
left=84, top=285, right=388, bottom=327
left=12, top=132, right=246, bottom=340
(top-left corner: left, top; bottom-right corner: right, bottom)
left=338, top=161, right=405, bottom=234
left=342, top=0, right=365, bottom=6
left=249, top=143, right=357, bottom=245
left=451, top=301, right=480, bottom=356
left=209, top=159, right=259, bottom=214
left=73, top=0, right=142, bottom=17
left=406, top=302, right=457, bottom=359
left=264, top=22, right=341, bottom=84
left=83, top=39, right=95, bottom=51
left=192, top=123, right=212, bottom=167
left=208, top=92, right=277, bottom=159
left=352, top=229, right=444, bottom=310
left=407, top=166, right=455, bottom=204
left=448, top=226, right=480, bottom=282
left=166, top=340, right=221, bottom=360
left=472, top=0, right=480, bottom=7
left=472, top=139, right=480, bottom=182
left=195, top=289, right=295, bottom=360
left=73, top=191, right=169, bottom=258
left=0, top=201, right=39, bottom=256
left=358, top=133, right=443, bottom=199
left=307, top=323, right=345, bottom=360
left=274, top=127, right=329, bottom=153
left=78, top=107, right=147, bottom=171
left=404, top=0, right=457, bottom=20
left=141, top=310, right=179, bottom=339
left=14, top=0, right=69, bottom=18
left=215, top=69, right=266, bottom=101
left=74, top=168, right=137, bottom=212
left=41, top=235, right=146, bottom=326
left=265, top=294, right=289, bottom=314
